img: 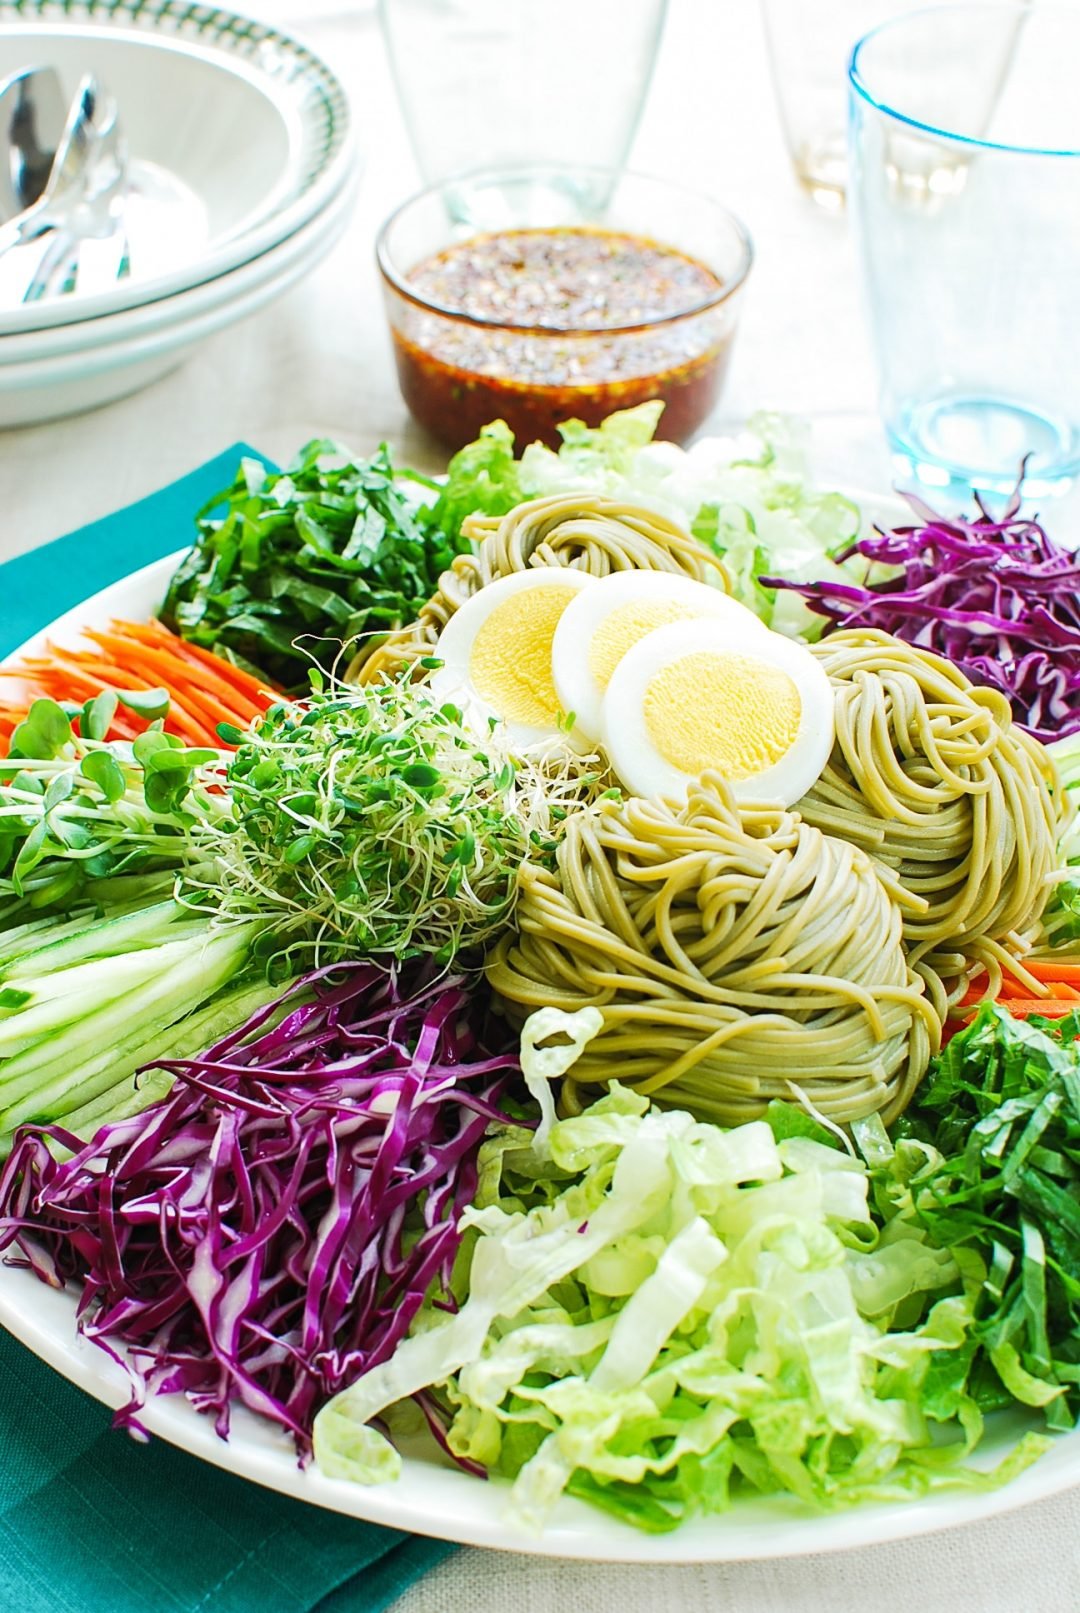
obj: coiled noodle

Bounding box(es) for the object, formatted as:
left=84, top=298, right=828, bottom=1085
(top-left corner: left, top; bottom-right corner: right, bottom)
left=796, top=630, right=1068, bottom=996
left=349, top=493, right=719, bottom=683
left=486, top=772, right=940, bottom=1126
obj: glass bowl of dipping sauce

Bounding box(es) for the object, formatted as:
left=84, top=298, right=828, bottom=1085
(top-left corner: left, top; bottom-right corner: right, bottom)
left=376, top=165, right=753, bottom=450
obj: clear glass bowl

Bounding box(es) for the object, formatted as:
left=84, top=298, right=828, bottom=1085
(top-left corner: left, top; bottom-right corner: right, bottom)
left=376, top=165, right=753, bottom=451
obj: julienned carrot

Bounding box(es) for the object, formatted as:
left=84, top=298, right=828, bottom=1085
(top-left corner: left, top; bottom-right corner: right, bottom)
left=109, top=618, right=273, bottom=702
left=116, top=620, right=269, bottom=700
left=0, top=617, right=277, bottom=756
left=81, top=629, right=237, bottom=706
left=984, top=999, right=1079, bottom=1019
left=4, top=657, right=210, bottom=747
left=90, top=638, right=273, bottom=732
left=960, top=955, right=1080, bottom=1005
left=111, top=641, right=269, bottom=727
left=955, top=973, right=1039, bottom=1008
left=86, top=619, right=276, bottom=709
left=77, top=634, right=244, bottom=736
left=1022, top=960, right=1080, bottom=986
left=991, top=977, right=1080, bottom=1002
left=954, top=954, right=1080, bottom=1041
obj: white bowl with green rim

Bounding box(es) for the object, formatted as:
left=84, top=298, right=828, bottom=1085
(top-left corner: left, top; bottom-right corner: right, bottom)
left=0, top=0, right=356, bottom=336
left=0, top=164, right=357, bottom=426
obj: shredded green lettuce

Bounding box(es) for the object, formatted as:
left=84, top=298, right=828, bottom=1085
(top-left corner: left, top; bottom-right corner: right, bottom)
left=518, top=402, right=666, bottom=487
left=422, top=406, right=866, bottom=639
left=314, top=1046, right=1044, bottom=1531
left=420, top=421, right=525, bottom=540
left=518, top=1004, right=604, bottom=1150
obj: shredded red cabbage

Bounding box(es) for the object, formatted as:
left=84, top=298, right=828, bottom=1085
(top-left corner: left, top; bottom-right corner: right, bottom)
left=0, top=962, right=519, bottom=1455
left=763, top=487, right=1080, bottom=741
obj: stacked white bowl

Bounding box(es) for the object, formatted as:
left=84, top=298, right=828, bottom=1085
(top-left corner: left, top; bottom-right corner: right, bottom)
left=0, top=2, right=357, bottom=427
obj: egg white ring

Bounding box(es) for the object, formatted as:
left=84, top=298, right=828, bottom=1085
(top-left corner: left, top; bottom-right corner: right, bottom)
left=427, top=566, right=597, bottom=748
left=551, top=570, right=769, bottom=746
left=600, top=620, right=835, bottom=807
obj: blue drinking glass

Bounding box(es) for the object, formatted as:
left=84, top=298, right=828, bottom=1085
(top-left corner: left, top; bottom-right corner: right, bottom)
left=849, top=2, right=1080, bottom=498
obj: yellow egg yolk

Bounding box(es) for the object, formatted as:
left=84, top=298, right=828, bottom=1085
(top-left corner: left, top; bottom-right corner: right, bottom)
left=469, top=585, right=578, bottom=728
left=643, top=651, right=801, bottom=779
left=588, top=600, right=698, bottom=692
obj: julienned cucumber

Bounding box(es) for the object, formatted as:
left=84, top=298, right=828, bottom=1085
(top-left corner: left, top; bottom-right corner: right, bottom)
left=55, top=976, right=287, bottom=1145
left=0, top=898, right=201, bottom=981
left=0, top=901, right=265, bottom=1151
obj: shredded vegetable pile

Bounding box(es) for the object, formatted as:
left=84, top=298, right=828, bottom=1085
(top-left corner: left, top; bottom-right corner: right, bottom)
left=0, top=619, right=275, bottom=754
left=315, top=1035, right=1044, bottom=1530
left=871, top=1002, right=1080, bottom=1427
left=0, top=963, right=519, bottom=1448
left=161, top=443, right=465, bottom=692
left=766, top=487, right=1080, bottom=741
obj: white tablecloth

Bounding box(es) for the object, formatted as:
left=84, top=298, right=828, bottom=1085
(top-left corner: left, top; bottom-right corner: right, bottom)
left=3, top=3, right=1080, bottom=1608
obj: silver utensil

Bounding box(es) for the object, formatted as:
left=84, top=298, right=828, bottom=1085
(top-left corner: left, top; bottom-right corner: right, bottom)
left=22, top=94, right=128, bottom=302
left=0, top=74, right=105, bottom=259
left=0, top=74, right=130, bottom=305
left=0, top=65, right=67, bottom=220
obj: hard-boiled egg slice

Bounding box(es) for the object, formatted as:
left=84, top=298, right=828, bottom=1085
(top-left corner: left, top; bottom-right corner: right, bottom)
left=428, top=567, right=595, bottom=747
left=602, top=619, right=834, bottom=806
left=550, top=570, right=768, bottom=744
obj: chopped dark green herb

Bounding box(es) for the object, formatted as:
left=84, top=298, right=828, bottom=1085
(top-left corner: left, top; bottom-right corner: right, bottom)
left=160, top=442, right=470, bottom=693
left=871, top=1004, right=1080, bottom=1430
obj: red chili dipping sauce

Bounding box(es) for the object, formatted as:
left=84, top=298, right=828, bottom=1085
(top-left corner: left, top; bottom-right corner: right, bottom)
left=382, top=227, right=742, bottom=451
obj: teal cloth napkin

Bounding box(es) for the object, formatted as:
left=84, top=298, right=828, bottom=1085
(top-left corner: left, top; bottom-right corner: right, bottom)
left=0, top=448, right=455, bottom=1611
left=4, top=444, right=267, bottom=658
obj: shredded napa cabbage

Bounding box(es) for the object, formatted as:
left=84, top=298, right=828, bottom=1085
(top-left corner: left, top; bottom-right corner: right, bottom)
left=314, top=1015, right=1048, bottom=1531
left=518, top=1005, right=603, bottom=1151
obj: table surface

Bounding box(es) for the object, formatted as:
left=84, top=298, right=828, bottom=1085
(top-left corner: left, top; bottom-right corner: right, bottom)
left=3, top=3, right=1080, bottom=1610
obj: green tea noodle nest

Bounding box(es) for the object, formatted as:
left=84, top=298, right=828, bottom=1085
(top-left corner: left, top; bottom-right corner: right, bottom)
left=349, top=492, right=719, bottom=684
left=486, top=771, right=941, bottom=1127
left=795, top=629, right=1069, bottom=999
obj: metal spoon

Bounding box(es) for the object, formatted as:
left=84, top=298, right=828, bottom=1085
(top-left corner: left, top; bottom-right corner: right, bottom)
left=22, top=94, right=128, bottom=302
left=0, top=65, right=67, bottom=220
left=0, top=74, right=103, bottom=259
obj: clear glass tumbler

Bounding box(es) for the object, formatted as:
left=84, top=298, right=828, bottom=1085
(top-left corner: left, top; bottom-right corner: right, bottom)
left=849, top=1, right=1080, bottom=497
left=761, top=0, right=920, bottom=208
left=378, top=0, right=668, bottom=191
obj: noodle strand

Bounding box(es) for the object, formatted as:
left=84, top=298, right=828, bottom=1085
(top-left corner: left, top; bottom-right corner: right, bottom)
left=487, top=772, right=940, bottom=1127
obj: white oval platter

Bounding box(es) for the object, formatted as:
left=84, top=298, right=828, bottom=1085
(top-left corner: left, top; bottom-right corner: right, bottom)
left=3, top=507, right=1079, bottom=1563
